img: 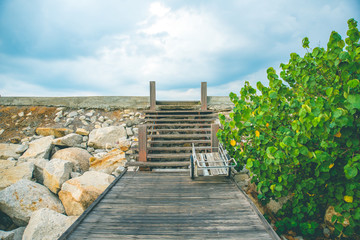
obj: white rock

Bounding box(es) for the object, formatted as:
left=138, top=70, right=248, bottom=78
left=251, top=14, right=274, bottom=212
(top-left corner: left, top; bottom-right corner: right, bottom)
left=71, top=172, right=82, bottom=178
left=51, top=147, right=91, bottom=173
left=118, top=137, right=131, bottom=152
left=59, top=171, right=115, bottom=215
left=0, top=160, right=17, bottom=170
left=52, top=133, right=83, bottom=147
left=126, top=127, right=133, bottom=136
left=18, top=112, right=24, bottom=117
left=0, top=179, right=65, bottom=226
left=0, top=144, right=21, bottom=159
left=15, top=144, right=28, bottom=154
left=0, top=227, right=25, bottom=240
left=90, top=116, right=97, bottom=123
left=19, top=136, right=54, bottom=160
left=85, top=111, right=94, bottom=117
left=0, top=162, right=34, bottom=190
left=22, top=208, right=77, bottom=240
left=79, top=115, right=86, bottom=121
left=0, top=129, right=4, bottom=135
left=88, top=126, right=127, bottom=149
left=65, top=118, right=74, bottom=127
left=67, top=111, right=78, bottom=118
left=54, top=117, right=61, bottom=122
left=98, top=116, right=105, bottom=122
left=43, top=159, right=73, bottom=194
left=55, top=111, right=63, bottom=118
left=20, top=158, right=48, bottom=184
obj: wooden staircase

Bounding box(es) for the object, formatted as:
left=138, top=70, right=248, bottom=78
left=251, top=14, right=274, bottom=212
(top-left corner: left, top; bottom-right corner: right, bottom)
left=129, top=82, right=219, bottom=169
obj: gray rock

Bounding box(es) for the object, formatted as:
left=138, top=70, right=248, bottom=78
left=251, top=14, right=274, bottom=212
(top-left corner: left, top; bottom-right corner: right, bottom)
left=19, top=158, right=48, bottom=184
left=88, top=126, right=127, bottom=149
left=0, top=227, right=25, bottom=240
left=80, top=143, right=87, bottom=149
left=51, top=147, right=91, bottom=173
left=79, top=115, right=86, bottom=121
left=0, top=179, right=65, bottom=226
left=55, top=111, right=63, bottom=118
left=0, top=230, right=13, bottom=240
left=81, top=120, right=89, bottom=126
left=54, top=117, right=61, bottom=122
left=0, top=144, right=21, bottom=159
left=85, top=111, right=95, bottom=117
left=52, top=133, right=83, bottom=147
left=82, top=136, right=89, bottom=142
left=77, top=109, right=84, bottom=114
left=0, top=129, right=4, bottom=136
left=71, top=172, right=82, bottom=179
left=132, top=127, right=139, bottom=135
left=43, top=159, right=73, bottom=194
left=65, top=118, right=74, bottom=127
left=0, top=211, right=14, bottom=231
left=87, top=147, right=95, bottom=153
left=15, top=144, right=28, bottom=154
left=126, top=127, right=133, bottom=136
left=22, top=208, right=77, bottom=240
left=90, top=116, right=97, bottom=123
left=19, top=136, right=54, bottom=160
left=67, top=111, right=78, bottom=118
left=98, top=116, right=105, bottom=123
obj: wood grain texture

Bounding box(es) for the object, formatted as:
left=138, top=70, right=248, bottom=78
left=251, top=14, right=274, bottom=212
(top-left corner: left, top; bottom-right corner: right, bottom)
left=62, top=172, right=278, bottom=240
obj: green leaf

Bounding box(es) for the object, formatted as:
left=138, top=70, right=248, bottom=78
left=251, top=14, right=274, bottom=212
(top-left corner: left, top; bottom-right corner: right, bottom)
left=302, top=37, right=310, bottom=48
left=333, top=109, right=343, bottom=118
left=347, top=79, right=359, bottom=88
left=275, top=185, right=283, bottom=191
left=348, top=94, right=360, bottom=109
left=246, top=158, right=253, bottom=168
left=326, top=87, right=333, bottom=97
left=334, top=223, right=344, bottom=232
left=269, top=91, right=277, bottom=99
left=354, top=208, right=360, bottom=220
left=283, top=136, right=294, bottom=147
left=344, top=166, right=358, bottom=179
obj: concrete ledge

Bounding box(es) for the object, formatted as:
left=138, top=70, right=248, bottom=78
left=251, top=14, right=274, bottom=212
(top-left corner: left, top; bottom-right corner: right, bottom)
left=0, top=96, right=234, bottom=111
left=0, top=96, right=150, bottom=110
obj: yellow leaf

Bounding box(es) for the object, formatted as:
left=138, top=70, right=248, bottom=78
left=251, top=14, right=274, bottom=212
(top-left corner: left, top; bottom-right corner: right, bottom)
left=266, top=123, right=269, bottom=127
left=230, top=139, right=236, bottom=146
left=344, top=195, right=353, bottom=203
left=252, top=111, right=255, bottom=116
left=329, top=163, right=334, bottom=169
left=270, top=184, right=275, bottom=192
left=334, top=131, right=341, bottom=138
left=325, top=184, right=328, bottom=188
left=255, top=130, right=260, bottom=137
left=296, top=130, right=299, bottom=133
left=307, top=192, right=315, bottom=197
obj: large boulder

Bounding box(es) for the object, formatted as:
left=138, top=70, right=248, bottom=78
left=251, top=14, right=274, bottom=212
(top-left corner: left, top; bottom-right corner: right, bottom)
left=43, top=159, right=73, bottom=194
left=51, top=147, right=91, bottom=173
left=52, top=133, right=83, bottom=147
left=0, top=162, right=34, bottom=190
left=59, top=171, right=115, bottom=216
left=89, top=149, right=126, bottom=174
left=35, top=127, right=73, bottom=138
left=19, top=158, right=48, bottom=184
left=20, top=136, right=54, bottom=160
left=0, top=160, right=17, bottom=171
left=0, top=227, right=25, bottom=240
left=0, top=179, right=65, bottom=226
left=88, top=126, right=127, bottom=149
left=22, top=208, right=77, bottom=240
left=0, top=144, right=21, bottom=159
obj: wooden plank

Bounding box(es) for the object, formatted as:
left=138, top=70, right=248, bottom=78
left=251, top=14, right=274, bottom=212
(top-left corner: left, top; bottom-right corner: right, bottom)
left=144, top=110, right=214, bottom=113
left=148, top=128, right=211, bottom=133
left=145, top=114, right=217, bottom=118
left=201, top=82, right=207, bottom=111
left=149, top=134, right=210, bottom=139
left=150, top=81, right=156, bottom=111
left=149, top=139, right=211, bottom=144
left=145, top=118, right=214, bottom=122
left=126, top=161, right=189, bottom=167
left=147, top=153, right=190, bottom=159
left=145, top=123, right=211, bottom=127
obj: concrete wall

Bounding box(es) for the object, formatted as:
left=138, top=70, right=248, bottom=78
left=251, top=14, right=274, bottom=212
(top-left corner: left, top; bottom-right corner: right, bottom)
left=0, top=96, right=234, bottom=111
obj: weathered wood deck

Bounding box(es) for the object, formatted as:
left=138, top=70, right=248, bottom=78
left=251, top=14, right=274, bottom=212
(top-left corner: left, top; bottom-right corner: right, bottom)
left=60, top=170, right=279, bottom=239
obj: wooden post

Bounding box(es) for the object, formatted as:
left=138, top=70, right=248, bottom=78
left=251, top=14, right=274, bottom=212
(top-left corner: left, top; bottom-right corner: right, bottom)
left=201, top=82, right=207, bottom=111
left=211, top=124, right=219, bottom=152
left=150, top=81, right=156, bottom=111
left=139, top=125, right=147, bottom=162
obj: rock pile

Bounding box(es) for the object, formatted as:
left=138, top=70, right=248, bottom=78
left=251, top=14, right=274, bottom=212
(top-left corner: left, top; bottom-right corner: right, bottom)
left=0, top=107, right=144, bottom=239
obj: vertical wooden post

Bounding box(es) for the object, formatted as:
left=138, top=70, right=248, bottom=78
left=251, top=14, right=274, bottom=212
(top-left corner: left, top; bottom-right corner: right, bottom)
left=150, top=81, right=156, bottom=111
left=201, top=82, right=207, bottom=111
left=139, top=125, right=147, bottom=162
left=211, top=124, right=219, bottom=152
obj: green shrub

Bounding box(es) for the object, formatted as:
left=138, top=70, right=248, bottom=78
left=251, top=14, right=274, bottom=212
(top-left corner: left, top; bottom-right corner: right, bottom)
left=217, top=18, right=360, bottom=237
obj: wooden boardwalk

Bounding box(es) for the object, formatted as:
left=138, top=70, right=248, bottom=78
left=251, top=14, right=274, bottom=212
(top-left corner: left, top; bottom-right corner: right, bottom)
left=60, top=170, right=279, bottom=239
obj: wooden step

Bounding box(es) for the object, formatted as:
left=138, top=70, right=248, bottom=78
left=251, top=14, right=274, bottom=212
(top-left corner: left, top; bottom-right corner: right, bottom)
left=126, top=161, right=189, bottom=167
left=148, top=146, right=212, bottom=151
left=145, top=114, right=217, bottom=118
left=156, top=101, right=200, bottom=106
left=144, top=110, right=214, bottom=114
left=148, top=134, right=210, bottom=139
left=146, top=123, right=211, bottom=127
left=147, top=128, right=211, bottom=133
left=147, top=153, right=191, bottom=159
left=149, top=139, right=211, bottom=144
left=145, top=119, right=214, bottom=122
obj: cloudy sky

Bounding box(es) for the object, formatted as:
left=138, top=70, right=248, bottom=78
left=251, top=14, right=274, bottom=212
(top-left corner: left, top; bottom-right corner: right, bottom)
left=0, top=1, right=359, bottom=99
